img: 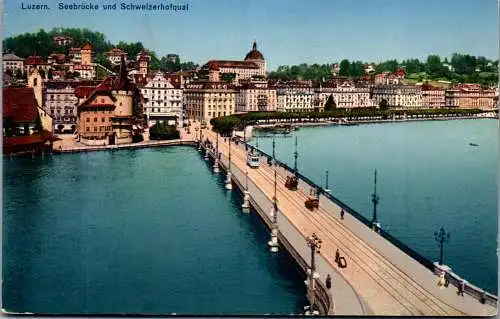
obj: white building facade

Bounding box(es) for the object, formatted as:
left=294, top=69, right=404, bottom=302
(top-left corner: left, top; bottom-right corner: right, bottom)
left=236, top=81, right=277, bottom=112
left=140, top=72, right=183, bottom=126
left=185, top=82, right=236, bottom=122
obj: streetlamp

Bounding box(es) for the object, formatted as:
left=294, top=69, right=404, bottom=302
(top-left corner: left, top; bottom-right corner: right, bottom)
left=271, top=132, right=276, bottom=166
left=225, top=131, right=232, bottom=190
left=324, top=170, right=331, bottom=194
left=293, top=136, right=298, bottom=176
left=371, top=169, right=380, bottom=231
left=242, top=170, right=250, bottom=212
left=213, top=132, right=220, bottom=173
left=306, top=232, right=322, bottom=314
left=268, top=165, right=279, bottom=252
left=434, top=226, right=451, bottom=266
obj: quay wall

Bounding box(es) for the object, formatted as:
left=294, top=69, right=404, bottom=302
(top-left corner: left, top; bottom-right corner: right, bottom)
left=53, top=139, right=196, bottom=154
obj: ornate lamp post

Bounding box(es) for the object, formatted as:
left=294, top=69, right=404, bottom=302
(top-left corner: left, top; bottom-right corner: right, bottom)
left=324, top=170, right=331, bottom=194
left=268, top=167, right=279, bottom=252
left=242, top=170, right=250, bottom=212
left=305, top=233, right=322, bottom=314
left=371, top=169, right=380, bottom=231
left=195, top=127, right=200, bottom=150
left=434, top=226, right=451, bottom=266
left=293, top=136, right=298, bottom=176
left=213, top=132, right=220, bottom=173
left=271, top=132, right=276, bottom=166
left=225, top=132, right=232, bottom=190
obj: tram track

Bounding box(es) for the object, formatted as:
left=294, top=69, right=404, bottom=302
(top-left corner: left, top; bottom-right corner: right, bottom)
left=203, top=131, right=464, bottom=316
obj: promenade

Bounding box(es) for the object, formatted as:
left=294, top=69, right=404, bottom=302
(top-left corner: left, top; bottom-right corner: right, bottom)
left=201, top=126, right=497, bottom=316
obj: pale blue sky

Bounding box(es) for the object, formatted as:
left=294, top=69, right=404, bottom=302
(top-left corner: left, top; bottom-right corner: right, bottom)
left=3, top=0, right=498, bottom=69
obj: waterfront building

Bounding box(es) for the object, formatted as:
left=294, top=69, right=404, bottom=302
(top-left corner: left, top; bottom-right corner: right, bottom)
left=140, top=71, right=183, bottom=126
left=445, top=84, right=496, bottom=110
left=106, top=48, right=128, bottom=65
left=275, top=81, right=315, bottom=112
left=184, top=81, right=236, bottom=122
left=371, top=85, right=422, bottom=108
left=236, top=80, right=277, bottom=112
left=316, top=81, right=373, bottom=109
left=3, top=87, right=53, bottom=154
left=77, top=58, right=138, bottom=145
left=52, top=35, right=73, bottom=46
left=3, top=53, right=24, bottom=73
left=44, top=79, right=101, bottom=133
left=421, top=84, right=445, bottom=108
left=201, top=41, right=267, bottom=83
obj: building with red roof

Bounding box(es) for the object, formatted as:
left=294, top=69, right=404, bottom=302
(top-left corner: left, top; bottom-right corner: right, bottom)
left=3, top=87, right=53, bottom=155
left=201, top=41, right=267, bottom=83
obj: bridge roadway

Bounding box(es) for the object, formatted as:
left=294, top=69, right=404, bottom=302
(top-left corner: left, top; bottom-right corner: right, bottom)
left=201, top=128, right=497, bottom=316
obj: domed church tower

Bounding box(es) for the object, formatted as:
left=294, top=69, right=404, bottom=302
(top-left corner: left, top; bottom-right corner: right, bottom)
left=244, top=41, right=266, bottom=77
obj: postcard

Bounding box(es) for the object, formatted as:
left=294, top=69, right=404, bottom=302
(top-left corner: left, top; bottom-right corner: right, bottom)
left=2, top=0, right=498, bottom=316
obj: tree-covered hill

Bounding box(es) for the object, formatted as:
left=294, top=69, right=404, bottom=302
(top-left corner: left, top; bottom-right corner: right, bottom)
left=3, top=28, right=198, bottom=72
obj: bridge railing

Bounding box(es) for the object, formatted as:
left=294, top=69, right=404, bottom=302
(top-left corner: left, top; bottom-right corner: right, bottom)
left=243, top=139, right=498, bottom=304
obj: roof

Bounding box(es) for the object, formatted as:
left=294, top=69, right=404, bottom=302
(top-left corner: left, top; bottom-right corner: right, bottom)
left=3, top=135, right=45, bottom=148
left=185, top=81, right=236, bottom=90
left=3, top=53, right=24, bottom=61
left=25, top=55, right=47, bottom=65
left=3, top=87, right=39, bottom=122
left=204, top=60, right=259, bottom=70
left=81, top=43, right=93, bottom=50
left=106, top=48, right=127, bottom=56
left=244, top=41, right=264, bottom=60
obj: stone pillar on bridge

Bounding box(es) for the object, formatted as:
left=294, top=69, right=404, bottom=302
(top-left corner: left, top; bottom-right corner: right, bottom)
left=213, top=158, right=220, bottom=173
left=204, top=147, right=209, bottom=160
left=225, top=171, right=232, bottom=190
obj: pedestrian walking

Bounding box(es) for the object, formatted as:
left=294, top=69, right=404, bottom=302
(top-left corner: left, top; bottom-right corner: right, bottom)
left=340, top=209, right=345, bottom=220
left=457, top=280, right=465, bottom=296
left=481, top=290, right=487, bottom=304
left=335, top=248, right=340, bottom=264
left=325, top=274, right=332, bottom=290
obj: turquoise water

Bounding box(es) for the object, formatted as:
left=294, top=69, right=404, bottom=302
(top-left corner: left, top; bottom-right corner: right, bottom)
left=3, top=147, right=307, bottom=314
left=253, top=119, right=498, bottom=294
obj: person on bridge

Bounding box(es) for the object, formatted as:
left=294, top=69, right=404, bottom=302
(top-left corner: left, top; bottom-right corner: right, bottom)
left=340, top=209, right=345, bottom=220
left=457, top=280, right=465, bottom=296
left=335, top=249, right=340, bottom=264
left=325, top=274, right=332, bottom=290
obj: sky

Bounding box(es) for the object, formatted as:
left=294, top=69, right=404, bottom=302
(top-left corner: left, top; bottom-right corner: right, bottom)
left=2, top=0, right=498, bottom=70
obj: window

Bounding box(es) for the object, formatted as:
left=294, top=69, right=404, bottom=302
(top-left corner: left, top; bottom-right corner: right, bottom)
left=86, top=127, right=90, bottom=132
left=101, top=118, right=105, bottom=122
left=86, top=118, right=90, bottom=122
left=94, top=118, right=97, bottom=122
left=94, top=127, right=97, bottom=132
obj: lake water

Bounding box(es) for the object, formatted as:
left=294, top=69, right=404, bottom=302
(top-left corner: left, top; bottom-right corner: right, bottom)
left=3, top=147, right=307, bottom=314
left=252, top=119, right=498, bottom=294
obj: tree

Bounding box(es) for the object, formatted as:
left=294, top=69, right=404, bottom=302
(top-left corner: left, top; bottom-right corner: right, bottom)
left=324, top=94, right=336, bottom=111
left=339, top=59, right=350, bottom=76
left=15, top=69, right=23, bottom=79
left=426, top=54, right=442, bottom=78
left=149, top=122, right=180, bottom=140
left=379, top=99, right=389, bottom=110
